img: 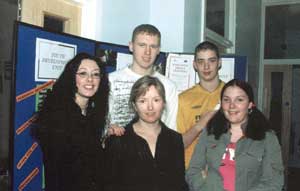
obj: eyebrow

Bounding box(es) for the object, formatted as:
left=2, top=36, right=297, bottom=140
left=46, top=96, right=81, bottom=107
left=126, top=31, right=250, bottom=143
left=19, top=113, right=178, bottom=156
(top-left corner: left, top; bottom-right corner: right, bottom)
left=77, top=68, right=100, bottom=71
left=197, top=57, right=218, bottom=60
left=223, top=95, right=248, bottom=98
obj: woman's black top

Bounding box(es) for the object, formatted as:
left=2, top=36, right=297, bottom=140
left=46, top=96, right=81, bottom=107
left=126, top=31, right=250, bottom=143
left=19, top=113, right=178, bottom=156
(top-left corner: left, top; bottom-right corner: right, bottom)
left=104, top=119, right=188, bottom=191
left=33, top=93, right=104, bottom=191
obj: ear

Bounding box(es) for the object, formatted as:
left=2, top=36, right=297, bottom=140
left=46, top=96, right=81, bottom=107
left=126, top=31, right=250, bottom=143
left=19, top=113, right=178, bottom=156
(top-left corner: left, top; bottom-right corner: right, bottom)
left=132, top=102, right=137, bottom=111
left=248, top=102, right=254, bottom=109
left=193, top=61, right=198, bottom=71
left=156, top=47, right=161, bottom=56
left=129, top=41, right=133, bottom=52
left=218, top=59, right=222, bottom=70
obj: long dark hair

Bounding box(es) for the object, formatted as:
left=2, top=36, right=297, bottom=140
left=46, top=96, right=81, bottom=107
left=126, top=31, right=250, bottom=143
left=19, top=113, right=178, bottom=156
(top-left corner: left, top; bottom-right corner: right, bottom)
left=207, top=79, right=270, bottom=140
left=36, top=52, right=109, bottom=135
left=51, top=52, right=107, bottom=101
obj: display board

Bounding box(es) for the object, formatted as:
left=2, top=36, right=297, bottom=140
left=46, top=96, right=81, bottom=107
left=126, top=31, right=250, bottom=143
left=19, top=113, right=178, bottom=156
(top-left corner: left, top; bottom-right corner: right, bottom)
left=95, top=42, right=167, bottom=74
left=11, top=22, right=97, bottom=191
left=165, top=53, right=247, bottom=93
left=11, top=22, right=247, bottom=191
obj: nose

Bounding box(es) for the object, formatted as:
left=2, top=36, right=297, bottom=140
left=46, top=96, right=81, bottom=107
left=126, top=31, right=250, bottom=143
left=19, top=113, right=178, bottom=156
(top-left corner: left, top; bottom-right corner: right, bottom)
left=145, top=46, right=151, bottom=55
left=229, top=101, right=235, bottom=109
left=147, top=101, right=153, bottom=110
left=86, top=74, right=93, bottom=81
left=203, top=61, right=209, bottom=69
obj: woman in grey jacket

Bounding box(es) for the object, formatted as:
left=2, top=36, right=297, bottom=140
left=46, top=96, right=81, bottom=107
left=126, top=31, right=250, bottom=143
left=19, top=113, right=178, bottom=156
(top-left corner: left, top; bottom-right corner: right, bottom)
left=186, top=79, right=284, bottom=191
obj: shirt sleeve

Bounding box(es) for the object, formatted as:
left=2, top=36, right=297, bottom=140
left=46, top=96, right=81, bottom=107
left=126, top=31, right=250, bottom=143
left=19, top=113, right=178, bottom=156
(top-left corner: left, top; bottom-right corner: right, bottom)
left=177, top=135, right=190, bottom=191
left=103, top=137, right=122, bottom=191
left=163, top=83, right=179, bottom=131
left=107, top=78, right=114, bottom=123
left=248, top=131, right=284, bottom=191
left=186, top=129, right=208, bottom=191
left=177, top=94, right=186, bottom=134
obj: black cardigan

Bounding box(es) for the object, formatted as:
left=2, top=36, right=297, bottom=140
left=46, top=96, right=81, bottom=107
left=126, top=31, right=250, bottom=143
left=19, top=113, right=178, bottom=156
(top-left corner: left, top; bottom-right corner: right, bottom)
left=33, top=94, right=104, bottom=191
left=104, top=119, right=188, bottom=191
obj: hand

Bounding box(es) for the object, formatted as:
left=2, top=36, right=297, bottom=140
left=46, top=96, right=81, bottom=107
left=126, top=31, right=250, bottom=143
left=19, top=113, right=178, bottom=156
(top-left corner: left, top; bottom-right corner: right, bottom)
left=201, top=170, right=208, bottom=179
left=201, top=165, right=208, bottom=178
left=193, top=110, right=217, bottom=132
left=108, top=124, right=125, bottom=136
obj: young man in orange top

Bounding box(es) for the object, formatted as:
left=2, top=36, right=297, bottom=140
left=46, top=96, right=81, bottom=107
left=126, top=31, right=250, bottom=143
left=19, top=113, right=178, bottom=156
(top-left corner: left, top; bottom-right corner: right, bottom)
left=177, top=41, right=225, bottom=168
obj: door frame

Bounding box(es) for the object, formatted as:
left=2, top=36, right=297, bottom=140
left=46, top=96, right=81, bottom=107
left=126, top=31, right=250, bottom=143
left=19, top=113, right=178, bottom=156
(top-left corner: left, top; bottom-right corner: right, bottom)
left=263, top=65, right=293, bottom=157
left=263, top=64, right=292, bottom=188
left=258, top=0, right=300, bottom=109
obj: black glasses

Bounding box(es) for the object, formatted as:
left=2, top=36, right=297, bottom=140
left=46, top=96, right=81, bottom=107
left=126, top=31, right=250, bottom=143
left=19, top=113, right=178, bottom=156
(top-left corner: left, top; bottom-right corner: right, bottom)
left=76, top=72, right=102, bottom=79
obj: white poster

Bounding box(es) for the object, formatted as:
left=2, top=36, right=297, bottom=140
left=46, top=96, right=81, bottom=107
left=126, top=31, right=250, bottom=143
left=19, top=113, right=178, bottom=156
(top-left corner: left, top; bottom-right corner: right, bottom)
left=219, top=57, right=235, bottom=83
left=166, top=53, right=235, bottom=93
left=165, top=53, right=195, bottom=93
left=116, top=53, right=133, bottom=70
left=35, top=38, right=77, bottom=82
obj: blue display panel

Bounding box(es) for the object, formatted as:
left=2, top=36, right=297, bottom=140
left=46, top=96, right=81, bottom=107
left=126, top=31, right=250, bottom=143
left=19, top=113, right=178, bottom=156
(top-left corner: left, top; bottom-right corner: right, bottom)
left=12, top=22, right=97, bottom=191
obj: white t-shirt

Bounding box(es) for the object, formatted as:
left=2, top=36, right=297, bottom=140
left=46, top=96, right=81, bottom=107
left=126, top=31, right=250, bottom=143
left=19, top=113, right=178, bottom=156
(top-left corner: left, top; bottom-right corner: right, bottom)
left=108, top=67, right=178, bottom=130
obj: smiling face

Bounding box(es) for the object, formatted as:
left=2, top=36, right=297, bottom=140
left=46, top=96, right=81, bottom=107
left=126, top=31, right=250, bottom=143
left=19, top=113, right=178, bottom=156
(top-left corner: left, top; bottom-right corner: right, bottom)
left=221, top=86, right=253, bottom=126
left=129, top=33, right=160, bottom=74
left=134, top=85, right=165, bottom=124
left=194, top=49, right=220, bottom=82
left=75, top=59, right=100, bottom=102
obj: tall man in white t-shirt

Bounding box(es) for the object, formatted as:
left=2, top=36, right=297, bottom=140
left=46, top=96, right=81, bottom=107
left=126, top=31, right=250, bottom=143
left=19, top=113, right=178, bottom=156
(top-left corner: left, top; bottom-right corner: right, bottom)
left=108, top=24, right=178, bottom=131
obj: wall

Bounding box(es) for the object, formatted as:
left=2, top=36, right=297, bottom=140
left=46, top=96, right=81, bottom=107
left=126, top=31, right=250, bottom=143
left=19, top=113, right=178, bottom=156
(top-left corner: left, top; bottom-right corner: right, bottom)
left=21, top=0, right=82, bottom=35
left=0, top=0, right=18, bottom=167
left=98, top=0, right=150, bottom=46
left=149, top=0, right=185, bottom=52
left=97, top=0, right=189, bottom=52
left=235, top=0, right=262, bottom=101
left=183, top=0, right=203, bottom=52
left=81, top=0, right=97, bottom=39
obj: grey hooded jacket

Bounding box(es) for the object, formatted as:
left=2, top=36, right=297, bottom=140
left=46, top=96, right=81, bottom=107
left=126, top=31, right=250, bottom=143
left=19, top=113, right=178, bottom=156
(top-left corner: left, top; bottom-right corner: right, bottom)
left=186, top=129, right=284, bottom=191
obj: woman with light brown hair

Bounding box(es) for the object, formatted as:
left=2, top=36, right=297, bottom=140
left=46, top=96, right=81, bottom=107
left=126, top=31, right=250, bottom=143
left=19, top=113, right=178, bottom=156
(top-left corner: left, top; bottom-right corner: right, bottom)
left=104, top=75, right=187, bottom=191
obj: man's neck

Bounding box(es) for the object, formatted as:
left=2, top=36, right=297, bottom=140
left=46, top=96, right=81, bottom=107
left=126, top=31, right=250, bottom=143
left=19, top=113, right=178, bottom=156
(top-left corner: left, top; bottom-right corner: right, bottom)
left=129, top=64, right=154, bottom=76
left=199, top=78, right=220, bottom=92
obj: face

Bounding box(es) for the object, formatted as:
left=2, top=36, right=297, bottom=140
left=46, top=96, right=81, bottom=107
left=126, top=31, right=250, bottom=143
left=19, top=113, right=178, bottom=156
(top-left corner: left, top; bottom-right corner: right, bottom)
left=193, top=49, right=221, bottom=82
left=221, top=86, right=253, bottom=126
left=129, top=33, right=160, bottom=73
left=75, top=59, right=101, bottom=100
left=134, top=85, right=165, bottom=124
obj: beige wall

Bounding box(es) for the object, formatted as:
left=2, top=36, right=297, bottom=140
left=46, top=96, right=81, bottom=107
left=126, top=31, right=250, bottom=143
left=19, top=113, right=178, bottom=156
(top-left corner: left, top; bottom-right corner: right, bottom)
left=21, top=0, right=82, bottom=35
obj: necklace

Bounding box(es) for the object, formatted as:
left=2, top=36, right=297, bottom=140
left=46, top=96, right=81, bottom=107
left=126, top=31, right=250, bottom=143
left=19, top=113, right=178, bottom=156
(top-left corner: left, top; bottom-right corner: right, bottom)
left=81, top=108, right=87, bottom=116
